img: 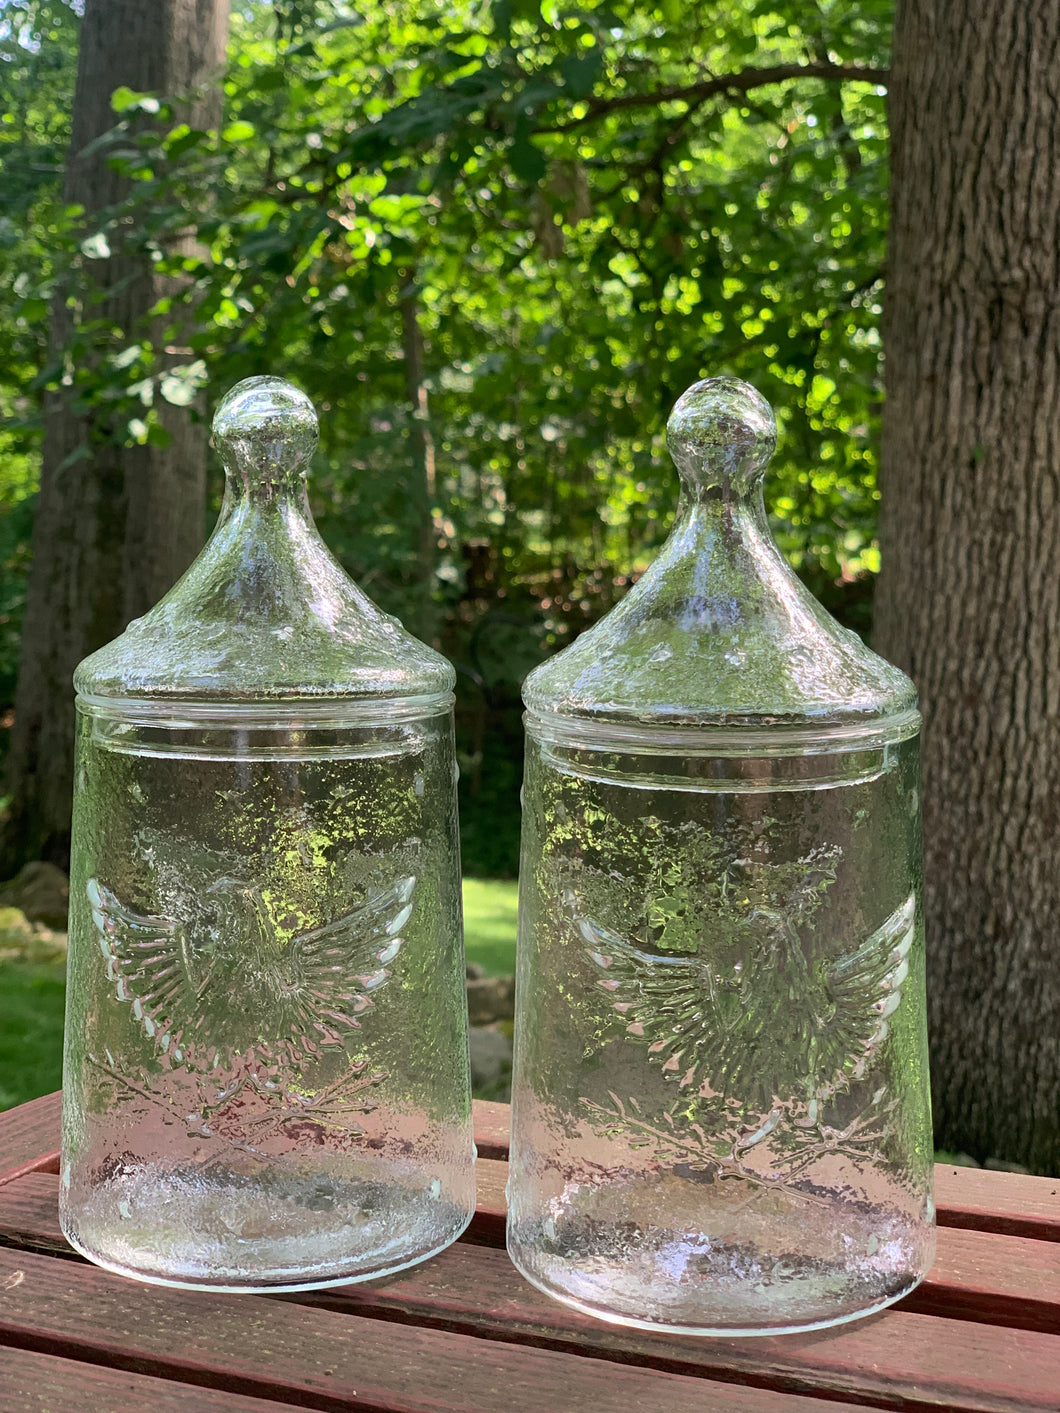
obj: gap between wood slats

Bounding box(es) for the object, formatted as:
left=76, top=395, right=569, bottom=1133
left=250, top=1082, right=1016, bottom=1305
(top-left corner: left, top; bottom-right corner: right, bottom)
left=0, top=1246, right=874, bottom=1413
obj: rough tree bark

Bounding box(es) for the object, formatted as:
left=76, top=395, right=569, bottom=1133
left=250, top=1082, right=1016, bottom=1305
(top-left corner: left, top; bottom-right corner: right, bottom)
left=0, top=0, right=230, bottom=873
left=876, top=0, right=1060, bottom=1172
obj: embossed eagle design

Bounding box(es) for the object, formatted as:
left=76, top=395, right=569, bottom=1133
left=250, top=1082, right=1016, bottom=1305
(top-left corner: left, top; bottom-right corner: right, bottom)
left=579, top=889, right=915, bottom=1113
left=87, top=872, right=415, bottom=1073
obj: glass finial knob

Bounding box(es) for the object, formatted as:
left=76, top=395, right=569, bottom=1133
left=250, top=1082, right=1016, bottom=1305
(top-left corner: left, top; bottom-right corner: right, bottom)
left=212, top=376, right=319, bottom=492
left=666, top=376, right=776, bottom=496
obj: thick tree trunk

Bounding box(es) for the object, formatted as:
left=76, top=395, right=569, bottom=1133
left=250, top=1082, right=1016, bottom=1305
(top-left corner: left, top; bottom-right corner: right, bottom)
left=0, top=0, right=229, bottom=873
left=876, top=0, right=1060, bottom=1172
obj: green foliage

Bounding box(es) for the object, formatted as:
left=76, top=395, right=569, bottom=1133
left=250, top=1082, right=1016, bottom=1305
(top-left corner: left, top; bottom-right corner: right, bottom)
left=0, top=0, right=893, bottom=872
left=0, top=0, right=81, bottom=691
left=0, top=877, right=517, bottom=1110
left=0, top=958, right=66, bottom=1109
left=461, top=876, right=519, bottom=975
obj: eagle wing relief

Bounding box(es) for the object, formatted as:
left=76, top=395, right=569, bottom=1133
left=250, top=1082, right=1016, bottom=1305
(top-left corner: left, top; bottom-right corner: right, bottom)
left=578, top=912, right=715, bottom=1088
left=814, top=891, right=916, bottom=1091
left=580, top=889, right=918, bottom=1109
left=85, top=872, right=417, bottom=1066
left=86, top=877, right=199, bottom=1062
left=290, top=873, right=416, bottom=1047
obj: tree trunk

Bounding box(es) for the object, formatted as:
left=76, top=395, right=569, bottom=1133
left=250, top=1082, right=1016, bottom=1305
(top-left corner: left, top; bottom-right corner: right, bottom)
left=0, top=0, right=230, bottom=874
left=876, top=0, right=1060, bottom=1173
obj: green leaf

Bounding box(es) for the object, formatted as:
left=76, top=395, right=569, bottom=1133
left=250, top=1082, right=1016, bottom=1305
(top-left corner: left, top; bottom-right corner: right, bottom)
left=492, top=0, right=511, bottom=43
left=56, top=443, right=91, bottom=472
left=558, top=52, right=601, bottom=98
left=146, top=422, right=173, bottom=448
left=165, top=126, right=208, bottom=159
left=80, top=232, right=111, bottom=260
left=509, top=118, right=547, bottom=182
left=159, top=360, right=207, bottom=407
left=110, top=87, right=160, bottom=115
left=222, top=120, right=256, bottom=143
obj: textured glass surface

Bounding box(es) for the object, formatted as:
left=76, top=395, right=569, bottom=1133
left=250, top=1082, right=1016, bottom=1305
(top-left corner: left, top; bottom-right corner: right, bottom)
left=61, top=379, right=473, bottom=1291
left=508, top=379, right=934, bottom=1335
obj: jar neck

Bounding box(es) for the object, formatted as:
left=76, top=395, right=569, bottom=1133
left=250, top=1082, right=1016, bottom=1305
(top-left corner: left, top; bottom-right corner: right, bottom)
left=220, top=470, right=314, bottom=522
left=669, top=481, right=775, bottom=560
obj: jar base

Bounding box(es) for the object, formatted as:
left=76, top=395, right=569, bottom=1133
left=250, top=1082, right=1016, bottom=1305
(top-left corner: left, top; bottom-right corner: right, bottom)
left=507, top=1184, right=935, bottom=1340
left=60, top=1169, right=474, bottom=1293
left=507, top=1242, right=928, bottom=1337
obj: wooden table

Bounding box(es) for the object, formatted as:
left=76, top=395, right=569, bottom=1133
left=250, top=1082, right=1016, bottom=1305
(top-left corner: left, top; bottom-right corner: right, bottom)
left=0, top=1093, right=1057, bottom=1412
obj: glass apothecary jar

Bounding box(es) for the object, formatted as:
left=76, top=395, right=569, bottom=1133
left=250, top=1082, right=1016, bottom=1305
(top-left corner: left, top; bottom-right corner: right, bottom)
left=61, top=377, right=474, bottom=1292
left=507, top=378, right=934, bottom=1335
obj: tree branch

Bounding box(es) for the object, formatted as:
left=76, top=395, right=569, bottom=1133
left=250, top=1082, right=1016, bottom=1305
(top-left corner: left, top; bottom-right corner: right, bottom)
left=538, top=61, right=889, bottom=134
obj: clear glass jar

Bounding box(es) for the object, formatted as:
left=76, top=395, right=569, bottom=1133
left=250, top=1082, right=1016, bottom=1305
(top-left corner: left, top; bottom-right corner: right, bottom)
left=61, top=378, right=474, bottom=1291
left=507, top=378, right=934, bottom=1336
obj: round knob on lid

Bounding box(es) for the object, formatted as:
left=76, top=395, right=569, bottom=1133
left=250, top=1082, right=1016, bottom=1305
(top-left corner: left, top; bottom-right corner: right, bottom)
left=212, top=376, right=318, bottom=493
left=666, top=377, right=776, bottom=497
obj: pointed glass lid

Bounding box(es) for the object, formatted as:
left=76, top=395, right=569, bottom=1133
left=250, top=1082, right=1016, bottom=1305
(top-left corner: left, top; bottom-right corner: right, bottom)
left=76, top=377, right=453, bottom=705
left=524, top=377, right=915, bottom=731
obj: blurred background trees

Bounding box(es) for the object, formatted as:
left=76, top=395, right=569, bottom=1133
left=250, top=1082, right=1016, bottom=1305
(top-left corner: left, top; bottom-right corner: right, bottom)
left=2, top=0, right=229, bottom=868
left=0, top=0, right=890, bottom=875
left=1, top=0, right=1055, bottom=1171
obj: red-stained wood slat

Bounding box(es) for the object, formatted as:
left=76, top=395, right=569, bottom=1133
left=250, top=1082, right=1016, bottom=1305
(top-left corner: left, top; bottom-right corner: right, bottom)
left=6, top=1092, right=1059, bottom=1244
left=934, top=1166, right=1060, bottom=1243
left=0, top=1345, right=304, bottom=1413
left=0, top=1246, right=871, bottom=1413
left=898, top=1226, right=1060, bottom=1335
left=471, top=1099, right=511, bottom=1161
left=0, top=1094, right=61, bottom=1188
left=2, top=1169, right=1060, bottom=1379
left=296, top=1235, right=1060, bottom=1413
left=465, top=1156, right=507, bottom=1246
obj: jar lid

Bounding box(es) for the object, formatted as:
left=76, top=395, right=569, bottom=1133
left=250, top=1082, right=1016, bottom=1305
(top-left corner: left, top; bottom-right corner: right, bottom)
left=75, top=377, right=453, bottom=707
left=523, top=377, right=916, bottom=738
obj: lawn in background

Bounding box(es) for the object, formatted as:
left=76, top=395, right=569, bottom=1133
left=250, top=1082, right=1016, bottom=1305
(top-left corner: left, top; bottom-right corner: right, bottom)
left=0, top=960, right=66, bottom=1110
left=0, top=878, right=521, bottom=1112
left=461, top=877, right=519, bottom=976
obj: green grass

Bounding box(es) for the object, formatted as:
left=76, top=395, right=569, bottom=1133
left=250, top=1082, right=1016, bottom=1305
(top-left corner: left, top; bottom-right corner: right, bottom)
left=0, top=959, right=66, bottom=1110
left=461, top=877, right=519, bottom=975
left=0, top=878, right=521, bottom=1112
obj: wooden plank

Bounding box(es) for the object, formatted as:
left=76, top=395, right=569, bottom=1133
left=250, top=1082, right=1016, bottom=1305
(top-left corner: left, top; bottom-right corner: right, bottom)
left=471, top=1100, right=511, bottom=1162
left=0, top=1345, right=302, bottom=1413
left=935, top=1165, right=1060, bottom=1243
left=8, top=1094, right=1058, bottom=1244
left=298, top=1236, right=1060, bottom=1413
left=2, top=1175, right=1060, bottom=1413
left=899, top=1226, right=1060, bottom=1335
left=0, top=1247, right=869, bottom=1413
left=3, top=1169, right=1058, bottom=1339
left=0, top=1095, right=61, bottom=1188
left=466, top=1157, right=506, bottom=1246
